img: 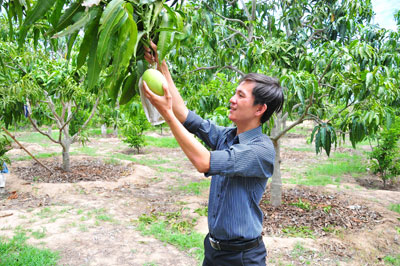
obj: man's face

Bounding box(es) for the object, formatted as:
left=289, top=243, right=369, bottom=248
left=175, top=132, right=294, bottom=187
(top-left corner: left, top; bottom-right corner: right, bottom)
left=228, top=81, right=260, bottom=124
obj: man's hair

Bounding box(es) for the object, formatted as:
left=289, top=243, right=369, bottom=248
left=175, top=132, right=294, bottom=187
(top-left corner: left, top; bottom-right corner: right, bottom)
left=239, top=73, right=284, bottom=124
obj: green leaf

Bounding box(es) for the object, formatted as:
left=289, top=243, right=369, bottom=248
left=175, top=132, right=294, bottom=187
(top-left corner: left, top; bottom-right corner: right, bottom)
left=119, top=72, right=137, bottom=105
left=77, top=8, right=102, bottom=69
left=49, top=0, right=65, bottom=28
left=52, top=2, right=85, bottom=33
left=315, top=130, right=321, bottom=155
left=320, top=126, right=326, bottom=150
left=109, top=73, right=125, bottom=101
left=157, top=12, right=174, bottom=63
left=97, top=0, right=126, bottom=66
left=66, top=31, right=79, bottom=61
left=53, top=10, right=92, bottom=38
left=19, top=0, right=57, bottom=46
left=86, top=32, right=101, bottom=90
left=366, top=72, right=373, bottom=88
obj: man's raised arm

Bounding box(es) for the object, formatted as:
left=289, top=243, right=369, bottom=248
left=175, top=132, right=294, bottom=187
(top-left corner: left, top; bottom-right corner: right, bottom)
left=144, top=42, right=188, bottom=123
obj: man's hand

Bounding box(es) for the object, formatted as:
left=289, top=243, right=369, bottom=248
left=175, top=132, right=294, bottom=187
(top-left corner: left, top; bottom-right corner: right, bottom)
left=142, top=80, right=173, bottom=120
left=144, top=41, right=163, bottom=71
left=143, top=40, right=189, bottom=123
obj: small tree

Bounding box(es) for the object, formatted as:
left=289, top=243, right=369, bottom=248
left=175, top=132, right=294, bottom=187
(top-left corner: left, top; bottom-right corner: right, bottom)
left=0, top=133, right=11, bottom=172
left=369, top=118, right=400, bottom=187
left=120, top=101, right=150, bottom=154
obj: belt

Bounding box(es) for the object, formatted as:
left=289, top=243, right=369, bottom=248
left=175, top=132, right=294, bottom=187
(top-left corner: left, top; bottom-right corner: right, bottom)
left=208, top=234, right=262, bottom=252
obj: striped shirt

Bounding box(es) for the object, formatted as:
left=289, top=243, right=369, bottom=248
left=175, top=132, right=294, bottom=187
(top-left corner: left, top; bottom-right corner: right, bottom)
left=183, top=110, right=275, bottom=241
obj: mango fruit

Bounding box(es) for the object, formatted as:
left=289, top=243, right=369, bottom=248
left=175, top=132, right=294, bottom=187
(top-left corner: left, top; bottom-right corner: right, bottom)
left=142, top=69, right=166, bottom=96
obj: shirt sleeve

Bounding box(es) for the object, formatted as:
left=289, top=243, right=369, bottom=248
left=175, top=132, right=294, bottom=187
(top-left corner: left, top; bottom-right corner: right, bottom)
left=206, top=142, right=275, bottom=179
left=183, top=110, right=230, bottom=150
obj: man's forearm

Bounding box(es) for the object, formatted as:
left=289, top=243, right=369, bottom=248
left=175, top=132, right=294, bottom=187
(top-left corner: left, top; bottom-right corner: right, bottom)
left=164, top=111, right=210, bottom=173
left=159, top=61, right=189, bottom=123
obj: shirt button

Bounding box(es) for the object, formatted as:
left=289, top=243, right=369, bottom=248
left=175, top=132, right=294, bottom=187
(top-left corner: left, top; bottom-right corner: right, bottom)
left=217, top=194, right=220, bottom=198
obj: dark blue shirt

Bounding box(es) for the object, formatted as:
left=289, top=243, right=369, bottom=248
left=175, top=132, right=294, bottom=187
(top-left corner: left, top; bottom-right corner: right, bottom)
left=183, top=110, right=275, bottom=241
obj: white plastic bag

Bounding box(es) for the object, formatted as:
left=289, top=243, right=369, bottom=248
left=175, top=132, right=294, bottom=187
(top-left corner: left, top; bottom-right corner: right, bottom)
left=0, top=173, right=5, bottom=189
left=138, top=77, right=165, bottom=126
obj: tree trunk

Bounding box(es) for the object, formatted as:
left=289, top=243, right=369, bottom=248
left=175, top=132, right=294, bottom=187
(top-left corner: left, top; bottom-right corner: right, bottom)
left=113, top=126, right=118, bottom=137
left=62, top=139, right=71, bottom=172
left=101, top=124, right=107, bottom=137
left=270, top=113, right=283, bottom=207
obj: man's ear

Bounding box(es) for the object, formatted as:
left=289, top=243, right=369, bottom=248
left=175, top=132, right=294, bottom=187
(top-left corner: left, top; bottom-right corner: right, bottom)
left=255, top=104, right=267, bottom=117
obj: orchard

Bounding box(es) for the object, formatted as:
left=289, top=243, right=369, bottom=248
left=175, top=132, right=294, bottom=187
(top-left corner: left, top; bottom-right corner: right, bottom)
left=0, top=1, right=399, bottom=265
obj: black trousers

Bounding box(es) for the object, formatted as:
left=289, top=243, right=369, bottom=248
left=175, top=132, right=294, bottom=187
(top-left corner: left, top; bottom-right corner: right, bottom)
left=202, top=234, right=267, bottom=266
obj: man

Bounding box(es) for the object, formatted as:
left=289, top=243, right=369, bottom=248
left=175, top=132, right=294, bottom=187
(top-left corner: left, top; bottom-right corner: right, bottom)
left=143, top=43, right=284, bottom=266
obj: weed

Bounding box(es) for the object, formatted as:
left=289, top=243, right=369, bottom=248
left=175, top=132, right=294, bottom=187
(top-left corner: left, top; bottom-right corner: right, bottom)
left=285, top=153, right=366, bottom=186
left=143, top=262, right=158, bottom=266
left=282, top=226, right=315, bottom=239
left=323, top=205, right=332, bottom=213
left=178, top=179, right=210, bottom=195
left=79, top=224, right=89, bottom=232
left=144, top=136, right=179, bottom=148
left=388, top=204, right=400, bottom=214
left=383, top=254, right=400, bottom=265
left=289, top=198, right=312, bottom=210
left=0, top=231, right=59, bottom=265
left=103, top=158, right=121, bottom=165
left=14, top=152, right=59, bottom=161
left=93, top=208, right=114, bottom=222
left=31, top=227, right=46, bottom=239
left=74, top=146, right=97, bottom=156
left=135, top=211, right=204, bottom=262
left=194, top=207, right=208, bottom=217
left=36, top=207, right=55, bottom=219
left=157, top=166, right=182, bottom=173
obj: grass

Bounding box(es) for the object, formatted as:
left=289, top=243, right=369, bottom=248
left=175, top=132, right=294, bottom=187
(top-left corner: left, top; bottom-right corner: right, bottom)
left=144, top=135, right=179, bottom=148
left=194, top=206, right=208, bottom=217
left=31, top=228, right=47, bottom=239
left=73, top=146, right=98, bottom=156
left=14, top=131, right=59, bottom=146
left=135, top=212, right=204, bottom=263
left=0, top=231, right=59, bottom=266
left=388, top=204, right=400, bottom=214
left=383, top=254, right=400, bottom=265
left=13, top=152, right=59, bottom=161
left=285, top=152, right=366, bottom=186
left=112, top=153, right=171, bottom=167
left=282, top=226, right=315, bottom=239
left=177, top=179, right=211, bottom=195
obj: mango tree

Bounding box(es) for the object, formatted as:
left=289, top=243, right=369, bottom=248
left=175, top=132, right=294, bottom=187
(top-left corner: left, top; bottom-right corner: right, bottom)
left=173, top=0, right=399, bottom=206
left=0, top=40, right=101, bottom=171
left=2, top=0, right=187, bottom=105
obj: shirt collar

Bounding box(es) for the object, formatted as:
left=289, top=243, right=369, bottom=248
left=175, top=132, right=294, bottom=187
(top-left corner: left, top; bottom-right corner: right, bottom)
left=237, top=126, right=263, bottom=144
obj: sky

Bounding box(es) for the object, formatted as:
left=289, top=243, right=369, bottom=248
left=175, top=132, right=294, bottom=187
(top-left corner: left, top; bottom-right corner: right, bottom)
left=371, top=0, right=399, bottom=30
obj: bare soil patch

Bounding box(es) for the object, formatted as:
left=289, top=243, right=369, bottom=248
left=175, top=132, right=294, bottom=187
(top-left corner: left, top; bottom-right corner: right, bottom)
left=261, top=186, right=383, bottom=237
left=13, top=157, right=133, bottom=183
left=1, top=131, right=400, bottom=266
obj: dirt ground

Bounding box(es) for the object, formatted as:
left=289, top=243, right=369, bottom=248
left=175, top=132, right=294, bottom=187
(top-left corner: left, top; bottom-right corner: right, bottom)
left=1, top=129, right=399, bottom=266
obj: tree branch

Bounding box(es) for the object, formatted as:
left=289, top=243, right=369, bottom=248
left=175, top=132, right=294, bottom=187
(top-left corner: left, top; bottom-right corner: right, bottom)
left=190, top=65, right=245, bottom=76
left=1, top=127, right=53, bottom=173
left=271, top=93, right=314, bottom=142
left=72, top=97, right=100, bottom=143
left=318, top=58, right=334, bottom=86
left=239, top=0, right=251, bottom=20
left=43, top=91, right=62, bottom=127
left=27, top=115, right=60, bottom=144
left=203, top=2, right=247, bottom=28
